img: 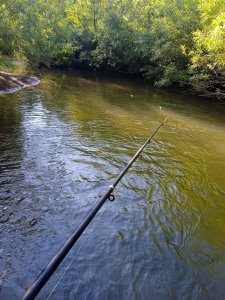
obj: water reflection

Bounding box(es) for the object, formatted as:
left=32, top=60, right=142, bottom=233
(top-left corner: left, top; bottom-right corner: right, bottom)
left=0, top=69, right=225, bottom=299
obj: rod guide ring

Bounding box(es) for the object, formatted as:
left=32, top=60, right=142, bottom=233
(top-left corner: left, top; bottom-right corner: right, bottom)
left=108, top=194, right=115, bottom=201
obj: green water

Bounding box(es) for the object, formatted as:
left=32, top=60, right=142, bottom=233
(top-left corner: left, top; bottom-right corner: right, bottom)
left=0, top=67, right=225, bottom=299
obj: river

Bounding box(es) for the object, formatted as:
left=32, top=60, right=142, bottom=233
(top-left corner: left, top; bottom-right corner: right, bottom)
left=0, top=66, right=225, bottom=299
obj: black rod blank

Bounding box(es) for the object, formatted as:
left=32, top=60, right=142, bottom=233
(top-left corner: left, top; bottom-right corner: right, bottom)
left=22, top=116, right=168, bottom=300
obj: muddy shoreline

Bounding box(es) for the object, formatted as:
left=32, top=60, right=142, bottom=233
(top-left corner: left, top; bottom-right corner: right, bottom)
left=0, top=71, right=40, bottom=94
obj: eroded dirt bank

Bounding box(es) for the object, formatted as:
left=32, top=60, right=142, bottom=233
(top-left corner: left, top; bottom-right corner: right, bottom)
left=0, top=71, right=40, bottom=93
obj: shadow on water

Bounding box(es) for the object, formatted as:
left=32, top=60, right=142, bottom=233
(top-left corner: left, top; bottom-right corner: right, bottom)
left=0, top=67, right=225, bottom=299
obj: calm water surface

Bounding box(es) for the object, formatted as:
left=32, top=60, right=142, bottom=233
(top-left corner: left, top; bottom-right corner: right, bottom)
left=0, top=67, right=225, bottom=300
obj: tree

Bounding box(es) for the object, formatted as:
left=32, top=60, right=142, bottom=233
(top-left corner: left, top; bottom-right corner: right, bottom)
left=0, top=0, right=224, bottom=98
left=190, top=0, right=225, bottom=97
left=143, top=0, right=200, bottom=87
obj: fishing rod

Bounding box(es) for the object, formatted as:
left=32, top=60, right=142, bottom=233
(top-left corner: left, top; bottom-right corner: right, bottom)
left=22, top=115, right=169, bottom=300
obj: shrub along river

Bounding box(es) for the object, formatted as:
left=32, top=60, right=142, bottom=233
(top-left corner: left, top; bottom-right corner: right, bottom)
left=0, top=66, right=225, bottom=300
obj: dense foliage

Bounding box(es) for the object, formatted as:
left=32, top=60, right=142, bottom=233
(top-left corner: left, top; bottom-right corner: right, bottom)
left=0, top=0, right=225, bottom=97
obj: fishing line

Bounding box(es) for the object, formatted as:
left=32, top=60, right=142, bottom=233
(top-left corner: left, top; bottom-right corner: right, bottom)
left=46, top=203, right=107, bottom=300
left=113, top=152, right=142, bottom=198
left=22, top=115, right=169, bottom=300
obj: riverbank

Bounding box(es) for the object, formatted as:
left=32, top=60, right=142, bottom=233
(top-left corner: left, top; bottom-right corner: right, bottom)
left=0, top=71, right=40, bottom=94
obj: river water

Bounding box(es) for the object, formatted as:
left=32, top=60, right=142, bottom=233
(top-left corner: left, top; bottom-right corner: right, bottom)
left=0, top=67, right=225, bottom=300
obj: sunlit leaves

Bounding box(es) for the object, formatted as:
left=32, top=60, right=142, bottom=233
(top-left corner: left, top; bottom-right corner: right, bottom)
left=189, top=0, right=225, bottom=96
left=0, top=0, right=224, bottom=96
